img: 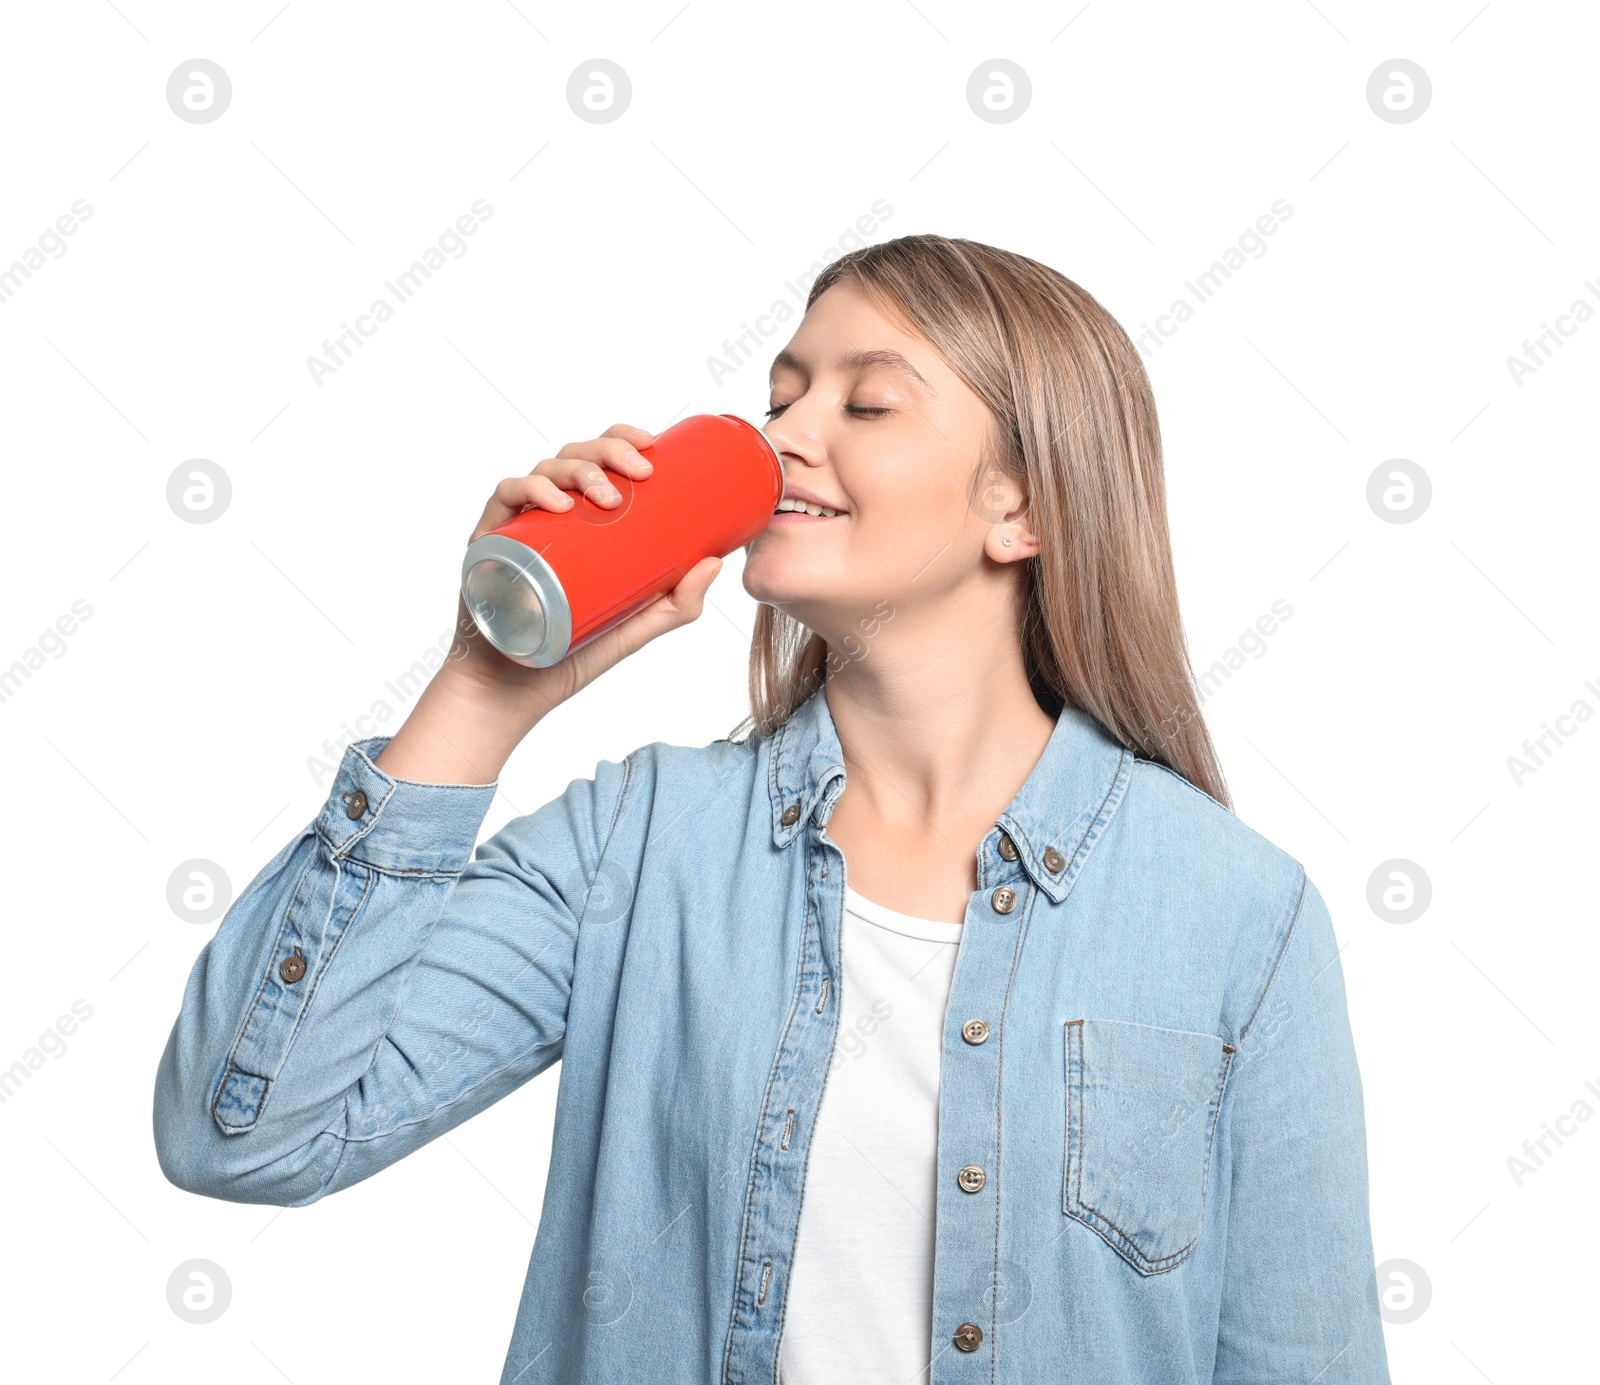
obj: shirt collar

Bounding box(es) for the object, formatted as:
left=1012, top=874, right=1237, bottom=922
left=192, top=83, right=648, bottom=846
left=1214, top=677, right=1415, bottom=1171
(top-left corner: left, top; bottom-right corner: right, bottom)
left=767, top=682, right=1134, bottom=903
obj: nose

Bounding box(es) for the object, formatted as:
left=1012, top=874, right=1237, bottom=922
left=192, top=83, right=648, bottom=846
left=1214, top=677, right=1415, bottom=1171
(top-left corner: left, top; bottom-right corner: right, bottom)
left=761, top=420, right=813, bottom=468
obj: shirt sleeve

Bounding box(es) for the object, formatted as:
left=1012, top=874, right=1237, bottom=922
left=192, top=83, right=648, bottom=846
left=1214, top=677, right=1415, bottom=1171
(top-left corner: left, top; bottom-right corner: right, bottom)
left=152, top=734, right=631, bottom=1207
left=1211, top=871, right=1392, bottom=1383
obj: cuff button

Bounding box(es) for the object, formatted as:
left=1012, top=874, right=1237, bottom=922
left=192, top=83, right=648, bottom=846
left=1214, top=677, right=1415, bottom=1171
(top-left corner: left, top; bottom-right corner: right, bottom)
left=279, top=948, right=307, bottom=984
left=343, top=789, right=369, bottom=820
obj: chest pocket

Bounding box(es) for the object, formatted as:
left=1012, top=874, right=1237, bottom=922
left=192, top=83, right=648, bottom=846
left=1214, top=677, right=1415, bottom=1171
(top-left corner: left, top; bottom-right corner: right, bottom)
left=1063, top=1017, right=1236, bottom=1275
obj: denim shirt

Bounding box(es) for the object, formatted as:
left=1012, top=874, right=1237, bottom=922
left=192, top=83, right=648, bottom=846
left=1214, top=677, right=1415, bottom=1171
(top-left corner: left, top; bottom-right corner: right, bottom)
left=153, top=684, right=1390, bottom=1383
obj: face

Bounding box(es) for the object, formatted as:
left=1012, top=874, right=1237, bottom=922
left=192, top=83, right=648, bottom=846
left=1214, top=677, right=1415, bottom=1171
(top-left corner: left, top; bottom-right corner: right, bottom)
left=743, top=280, right=1038, bottom=646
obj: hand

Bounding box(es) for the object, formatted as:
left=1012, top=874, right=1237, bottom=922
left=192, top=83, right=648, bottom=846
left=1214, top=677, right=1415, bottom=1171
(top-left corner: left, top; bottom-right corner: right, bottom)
left=444, top=423, right=725, bottom=716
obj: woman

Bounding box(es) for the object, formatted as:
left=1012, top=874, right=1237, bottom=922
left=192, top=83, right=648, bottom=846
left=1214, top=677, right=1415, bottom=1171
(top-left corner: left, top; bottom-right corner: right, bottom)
left=154, top=234, right=1390, bottom=1382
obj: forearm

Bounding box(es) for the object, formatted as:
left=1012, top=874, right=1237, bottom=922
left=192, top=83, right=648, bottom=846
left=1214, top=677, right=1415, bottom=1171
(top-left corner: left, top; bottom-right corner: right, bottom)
left=374, top=665, right=550, bottom=785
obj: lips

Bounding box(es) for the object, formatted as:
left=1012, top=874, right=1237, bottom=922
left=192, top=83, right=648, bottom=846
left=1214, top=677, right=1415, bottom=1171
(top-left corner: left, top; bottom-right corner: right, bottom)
left=773, top=497, right=844, bottom=518
left=768, top=506, right=844, bottom=526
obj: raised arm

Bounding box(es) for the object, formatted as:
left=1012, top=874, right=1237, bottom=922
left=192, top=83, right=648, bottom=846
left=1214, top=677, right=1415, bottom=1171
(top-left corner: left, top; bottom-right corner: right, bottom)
left=152, top=420, right=723, bottom=1206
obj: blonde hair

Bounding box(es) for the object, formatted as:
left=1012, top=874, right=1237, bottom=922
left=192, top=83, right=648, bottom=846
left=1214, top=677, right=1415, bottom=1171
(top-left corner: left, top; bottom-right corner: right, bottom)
left=728, top=233, right=1230, bottom=808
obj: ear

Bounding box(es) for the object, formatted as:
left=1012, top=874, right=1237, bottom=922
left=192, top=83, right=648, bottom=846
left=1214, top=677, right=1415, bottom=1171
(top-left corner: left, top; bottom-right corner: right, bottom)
left=983, top=487, right=1040, bottom=563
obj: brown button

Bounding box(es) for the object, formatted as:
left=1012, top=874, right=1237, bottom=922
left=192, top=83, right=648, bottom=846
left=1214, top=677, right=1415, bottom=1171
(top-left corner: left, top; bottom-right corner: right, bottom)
left=997, top=832, right=1018, bottom=861
left=780, top=802, right=801, bottom=826
left=279, top=948, right=306, bottom=984
left=962, top=1017, right=990, bottom=1045
left=991, top=885, right=1016, bottom=914
left=953, top=1322, right=983, bottom=1352
left=958, top=1164, right=986, bottom=1193
left=344, top=790, right=369, bottom=820
left=1043, top=846, right=1066, bottom=873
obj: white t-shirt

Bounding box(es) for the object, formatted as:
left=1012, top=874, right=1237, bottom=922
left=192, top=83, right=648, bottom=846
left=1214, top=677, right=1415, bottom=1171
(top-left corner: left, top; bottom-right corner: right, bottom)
left=778, top=884, right=965, bottom=1383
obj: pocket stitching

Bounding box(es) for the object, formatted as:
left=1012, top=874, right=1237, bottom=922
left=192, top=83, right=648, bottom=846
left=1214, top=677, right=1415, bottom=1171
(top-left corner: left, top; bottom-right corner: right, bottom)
left=1063, top=1018, right=1234, bottom=1275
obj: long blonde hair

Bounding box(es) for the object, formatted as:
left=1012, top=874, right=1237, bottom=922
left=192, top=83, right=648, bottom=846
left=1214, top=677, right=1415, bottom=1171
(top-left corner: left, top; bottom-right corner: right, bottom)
left=728, top=233, right=1230, bottom=808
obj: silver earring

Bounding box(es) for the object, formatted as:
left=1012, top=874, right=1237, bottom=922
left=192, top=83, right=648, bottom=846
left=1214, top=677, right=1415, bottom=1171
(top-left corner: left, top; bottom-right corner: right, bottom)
left=1002, top=538, right=1012, bottom=547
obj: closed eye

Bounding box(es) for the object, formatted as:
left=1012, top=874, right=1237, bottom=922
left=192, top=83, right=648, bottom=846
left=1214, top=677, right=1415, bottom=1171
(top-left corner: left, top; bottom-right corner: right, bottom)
left=763, top=403, right=892, bottom=419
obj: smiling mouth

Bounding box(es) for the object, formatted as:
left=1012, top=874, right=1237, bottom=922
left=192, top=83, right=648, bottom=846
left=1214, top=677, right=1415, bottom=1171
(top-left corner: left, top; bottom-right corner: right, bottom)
left=773, top=498, right=845, bottom=519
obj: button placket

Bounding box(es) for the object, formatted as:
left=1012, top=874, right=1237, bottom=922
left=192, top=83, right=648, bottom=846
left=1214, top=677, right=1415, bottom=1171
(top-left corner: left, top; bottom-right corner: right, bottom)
left=728, top=788, right=841, bottom=1379
left=927, top=830, right=1024, bottom=1375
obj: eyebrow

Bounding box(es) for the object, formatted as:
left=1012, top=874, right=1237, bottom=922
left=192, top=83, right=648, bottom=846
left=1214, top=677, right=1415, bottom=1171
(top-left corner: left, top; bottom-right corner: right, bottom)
left=769, top=346, right=932, bottom=392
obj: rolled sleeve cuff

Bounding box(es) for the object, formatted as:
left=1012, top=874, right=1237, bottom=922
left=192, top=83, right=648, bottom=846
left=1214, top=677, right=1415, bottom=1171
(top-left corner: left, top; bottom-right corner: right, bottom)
left=314, top=736, right=499, bottom=874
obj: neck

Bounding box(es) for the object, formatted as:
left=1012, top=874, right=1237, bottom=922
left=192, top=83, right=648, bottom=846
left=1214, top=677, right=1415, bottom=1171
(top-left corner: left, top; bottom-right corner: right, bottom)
left=819, top=610, right=1056, bottom=834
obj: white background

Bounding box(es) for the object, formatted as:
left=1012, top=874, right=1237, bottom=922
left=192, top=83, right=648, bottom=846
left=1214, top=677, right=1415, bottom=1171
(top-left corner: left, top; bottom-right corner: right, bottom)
left=1, top=1, right=1595, bottom=1380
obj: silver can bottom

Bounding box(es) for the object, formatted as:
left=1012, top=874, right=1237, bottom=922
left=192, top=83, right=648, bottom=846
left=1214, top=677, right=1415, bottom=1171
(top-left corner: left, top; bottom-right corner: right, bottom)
left=460, top=533, right=574, bottom=668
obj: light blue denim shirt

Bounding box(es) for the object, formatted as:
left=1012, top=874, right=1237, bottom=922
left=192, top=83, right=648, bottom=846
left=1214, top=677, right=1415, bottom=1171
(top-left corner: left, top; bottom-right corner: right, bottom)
left=153, top=684, right=1390, bottom=1383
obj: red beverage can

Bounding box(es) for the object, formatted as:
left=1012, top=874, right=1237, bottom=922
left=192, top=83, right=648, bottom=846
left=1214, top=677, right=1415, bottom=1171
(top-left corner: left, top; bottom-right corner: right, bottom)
left=460, top=413, right=782, bottom=667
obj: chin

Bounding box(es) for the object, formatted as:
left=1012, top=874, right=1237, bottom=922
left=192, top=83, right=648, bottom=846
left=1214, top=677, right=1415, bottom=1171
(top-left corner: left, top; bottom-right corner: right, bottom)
left=741, top=552, right=825, bottom=610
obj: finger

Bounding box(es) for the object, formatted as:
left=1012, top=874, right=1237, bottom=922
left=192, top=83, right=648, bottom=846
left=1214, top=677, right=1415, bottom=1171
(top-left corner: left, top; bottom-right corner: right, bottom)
left=672, top=555, right=724, bottom=614
left=471, top=473, right=576, bottom=539
left=601, top=423, right=656, bottom=445
left=552, top=435, right=655, bottom=478
left=533, top=457, right=628, bottom=507
left=500, top=472, right=577, bottom=510
left=648, top=556, right=724, bottom=629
